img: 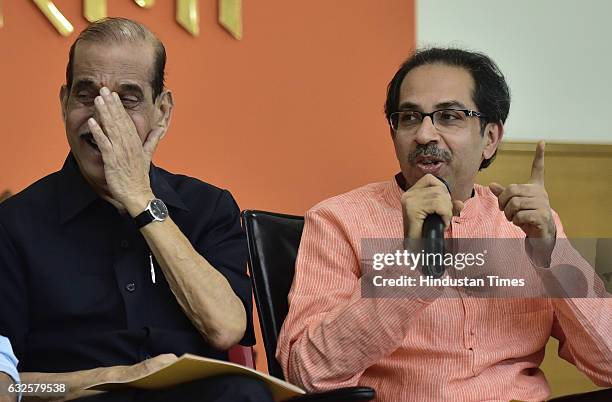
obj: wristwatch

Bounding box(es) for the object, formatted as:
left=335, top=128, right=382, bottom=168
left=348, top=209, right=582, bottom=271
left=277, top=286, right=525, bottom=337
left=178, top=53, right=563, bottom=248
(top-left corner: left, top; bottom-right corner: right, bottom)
left=134, top=198, right=169, bottom=228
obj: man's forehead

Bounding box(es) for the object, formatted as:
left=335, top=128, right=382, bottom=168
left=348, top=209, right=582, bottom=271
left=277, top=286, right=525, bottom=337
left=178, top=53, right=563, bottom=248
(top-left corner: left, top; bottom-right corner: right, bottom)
left=71, top=41, right=154, bottom=88
left=399, top=63, right=476, bottom=109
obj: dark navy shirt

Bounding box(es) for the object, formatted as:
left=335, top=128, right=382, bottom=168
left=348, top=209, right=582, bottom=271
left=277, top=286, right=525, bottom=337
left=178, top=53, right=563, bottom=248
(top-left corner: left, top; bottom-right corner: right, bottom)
left=0, top=154, right=254, bottom=372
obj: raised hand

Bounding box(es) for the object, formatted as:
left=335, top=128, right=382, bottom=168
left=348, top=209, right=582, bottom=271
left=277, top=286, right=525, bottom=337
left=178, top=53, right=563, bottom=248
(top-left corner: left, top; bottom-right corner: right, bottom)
left=489, top=141, right=556, bottom=239
left=87, top=87, right=165, bottom=212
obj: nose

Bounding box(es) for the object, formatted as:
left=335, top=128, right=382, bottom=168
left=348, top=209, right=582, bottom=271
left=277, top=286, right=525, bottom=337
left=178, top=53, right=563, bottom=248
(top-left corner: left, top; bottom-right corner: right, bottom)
left=414, top=115, right=439, bottom=145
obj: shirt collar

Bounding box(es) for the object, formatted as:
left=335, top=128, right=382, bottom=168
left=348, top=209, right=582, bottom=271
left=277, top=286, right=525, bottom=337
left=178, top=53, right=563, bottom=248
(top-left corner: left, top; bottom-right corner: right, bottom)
left=57, top=154, right=99, bottom=224
left=58, top=153, right=189, bottom=225
left=148, top=163, right=189, bottom=213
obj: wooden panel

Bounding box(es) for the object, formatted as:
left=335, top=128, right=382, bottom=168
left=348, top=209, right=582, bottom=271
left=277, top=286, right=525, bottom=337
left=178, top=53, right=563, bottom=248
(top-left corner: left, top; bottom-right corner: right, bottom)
left=477, top=142, right=612, bottom=237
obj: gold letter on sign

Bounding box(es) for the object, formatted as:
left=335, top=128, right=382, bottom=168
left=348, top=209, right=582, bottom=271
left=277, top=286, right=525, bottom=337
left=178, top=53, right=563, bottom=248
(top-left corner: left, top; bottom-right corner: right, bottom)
left=2, top=0, right=241, bottom=40
left=84, top=0, right=107, bottom=22
left=176, top=0, right=199, bottom=36
left=32, top=0, right=73, bottom=36
left=134, top=0, right=155, bottom=8
left=219, top=0, right=242, bottom=40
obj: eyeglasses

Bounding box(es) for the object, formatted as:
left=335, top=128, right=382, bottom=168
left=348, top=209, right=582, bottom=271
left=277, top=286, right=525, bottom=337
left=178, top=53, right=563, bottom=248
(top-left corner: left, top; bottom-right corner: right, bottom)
left=389, top=109, right=487, bottom=133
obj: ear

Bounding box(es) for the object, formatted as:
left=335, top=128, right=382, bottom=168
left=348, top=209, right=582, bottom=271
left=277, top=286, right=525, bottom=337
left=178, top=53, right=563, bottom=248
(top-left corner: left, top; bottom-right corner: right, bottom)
left=154, top=90, right=174, bottom=139
left=60, top=85, right=68, bottom=121
left=482, top=121, right=504, bottom=160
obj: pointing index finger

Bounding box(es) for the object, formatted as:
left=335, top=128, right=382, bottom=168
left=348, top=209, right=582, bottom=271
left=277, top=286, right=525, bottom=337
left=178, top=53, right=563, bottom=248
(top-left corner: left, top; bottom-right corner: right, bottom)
left=529, top=140, right=546, bottom=185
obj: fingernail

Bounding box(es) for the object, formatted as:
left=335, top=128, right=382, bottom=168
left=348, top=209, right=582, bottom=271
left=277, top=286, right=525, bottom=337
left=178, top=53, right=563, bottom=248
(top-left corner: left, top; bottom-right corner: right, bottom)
left=88, top=118, right=96, bottom=126
left=100, top=87, right=110, bottom=96
left=95, top=96, right=104, bottom=105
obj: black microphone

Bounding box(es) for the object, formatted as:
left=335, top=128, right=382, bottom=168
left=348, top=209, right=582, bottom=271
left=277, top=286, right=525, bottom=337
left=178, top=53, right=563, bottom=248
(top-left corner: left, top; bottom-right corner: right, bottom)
left=422, top=177, right=450, bottom=278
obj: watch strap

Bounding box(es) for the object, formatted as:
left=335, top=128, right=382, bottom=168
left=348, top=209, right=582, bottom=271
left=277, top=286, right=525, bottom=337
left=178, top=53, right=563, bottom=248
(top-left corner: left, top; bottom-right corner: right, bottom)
left=134, top=209, right=154, bottom=229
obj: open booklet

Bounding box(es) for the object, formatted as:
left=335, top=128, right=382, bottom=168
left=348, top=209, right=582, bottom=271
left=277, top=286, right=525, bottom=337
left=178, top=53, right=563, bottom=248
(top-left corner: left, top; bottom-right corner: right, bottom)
left=86, top=353, right=306, bottom=401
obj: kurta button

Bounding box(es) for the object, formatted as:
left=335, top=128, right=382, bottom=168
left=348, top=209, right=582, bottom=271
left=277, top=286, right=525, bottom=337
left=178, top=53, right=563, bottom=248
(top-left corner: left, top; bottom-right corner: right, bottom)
left=126, top=282, right=136, bottom=292
left=120, top=240, right=129, bottom=248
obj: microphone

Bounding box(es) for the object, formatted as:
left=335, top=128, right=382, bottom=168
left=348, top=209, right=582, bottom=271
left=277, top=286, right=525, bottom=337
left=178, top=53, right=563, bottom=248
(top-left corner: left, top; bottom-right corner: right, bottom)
left=422, top=176, right=450, bottom=278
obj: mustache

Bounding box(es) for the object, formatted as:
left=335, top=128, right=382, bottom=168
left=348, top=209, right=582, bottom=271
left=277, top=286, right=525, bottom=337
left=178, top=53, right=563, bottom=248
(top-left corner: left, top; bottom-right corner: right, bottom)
left=407, top=143, right=452, bottom=164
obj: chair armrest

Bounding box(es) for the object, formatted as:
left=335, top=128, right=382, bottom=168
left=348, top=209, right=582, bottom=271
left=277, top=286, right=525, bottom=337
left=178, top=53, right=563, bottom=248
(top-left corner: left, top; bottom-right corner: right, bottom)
left=283, top=386, right=375, bottom=402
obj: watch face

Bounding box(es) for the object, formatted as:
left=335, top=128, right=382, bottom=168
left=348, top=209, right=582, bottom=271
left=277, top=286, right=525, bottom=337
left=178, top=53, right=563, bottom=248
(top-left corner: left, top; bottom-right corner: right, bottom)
left=149, top=199, right=169, bottom=220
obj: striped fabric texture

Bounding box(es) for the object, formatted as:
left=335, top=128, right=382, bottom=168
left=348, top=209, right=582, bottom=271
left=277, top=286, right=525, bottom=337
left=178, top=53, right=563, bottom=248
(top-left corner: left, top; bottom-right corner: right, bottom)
left=276, top=179, right=611, bottom=402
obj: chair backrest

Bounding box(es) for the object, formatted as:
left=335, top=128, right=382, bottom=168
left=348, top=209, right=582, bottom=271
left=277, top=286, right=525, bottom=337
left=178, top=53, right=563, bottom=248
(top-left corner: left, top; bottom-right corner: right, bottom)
left=241, top=210, right=304, bottom=380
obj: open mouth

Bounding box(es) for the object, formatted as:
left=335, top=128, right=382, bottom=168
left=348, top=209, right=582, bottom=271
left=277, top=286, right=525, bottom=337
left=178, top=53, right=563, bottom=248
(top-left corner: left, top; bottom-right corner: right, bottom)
left=419, top=160, right=442, bottom=166
left=415, top=156, right=444, bottom=165
left=415, top=156, right=444, bottom=173
left=81, top=132, right=100, bottom=152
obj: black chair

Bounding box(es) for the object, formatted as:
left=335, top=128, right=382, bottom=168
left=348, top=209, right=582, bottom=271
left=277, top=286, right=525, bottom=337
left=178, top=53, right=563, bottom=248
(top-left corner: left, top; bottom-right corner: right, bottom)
left=241, top=210, right=375, bottom=402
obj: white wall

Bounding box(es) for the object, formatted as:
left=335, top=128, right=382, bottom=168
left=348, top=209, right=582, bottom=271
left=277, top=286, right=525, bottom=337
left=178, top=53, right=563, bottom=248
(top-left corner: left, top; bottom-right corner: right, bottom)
left=417, top=0, right=612, bottom=143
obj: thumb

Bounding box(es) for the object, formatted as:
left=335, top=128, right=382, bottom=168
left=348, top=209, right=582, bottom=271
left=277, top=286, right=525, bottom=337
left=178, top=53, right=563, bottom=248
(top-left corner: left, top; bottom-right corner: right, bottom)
left=143, top=353, right=178, bottom=372
left=154, top=353, right=178, bottom=363
left=488, top=182, right=505, bottom=197
left=452, top=200, right=465, bottom=217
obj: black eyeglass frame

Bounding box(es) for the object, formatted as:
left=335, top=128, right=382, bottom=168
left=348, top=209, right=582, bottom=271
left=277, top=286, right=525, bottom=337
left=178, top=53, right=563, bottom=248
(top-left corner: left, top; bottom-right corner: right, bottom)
left=388, top=109, right=488, bottom=132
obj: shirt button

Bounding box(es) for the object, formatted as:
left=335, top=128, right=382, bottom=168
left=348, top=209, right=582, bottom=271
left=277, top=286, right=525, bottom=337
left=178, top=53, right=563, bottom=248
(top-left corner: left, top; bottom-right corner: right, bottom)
left=120, top=240, right=129, bottom=248
left=125, top=282, right=136, bottom=292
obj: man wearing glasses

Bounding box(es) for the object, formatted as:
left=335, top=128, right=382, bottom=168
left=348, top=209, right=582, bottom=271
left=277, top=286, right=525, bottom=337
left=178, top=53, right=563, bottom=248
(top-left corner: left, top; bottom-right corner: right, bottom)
left=277, top=48, right=611, bottom=401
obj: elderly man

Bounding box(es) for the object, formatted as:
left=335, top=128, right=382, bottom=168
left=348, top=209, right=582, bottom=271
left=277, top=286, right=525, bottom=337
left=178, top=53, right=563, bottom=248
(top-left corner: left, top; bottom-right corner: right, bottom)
left=277, top=48, right=611, bottom=401
left=0, top=18, right=272, bottom=401
left=0, top=336, right=19, bottom=402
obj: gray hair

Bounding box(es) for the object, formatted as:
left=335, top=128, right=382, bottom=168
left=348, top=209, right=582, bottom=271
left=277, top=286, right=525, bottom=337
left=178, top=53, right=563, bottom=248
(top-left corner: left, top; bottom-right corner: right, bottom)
left=65, top=17, right=166, bottom=99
